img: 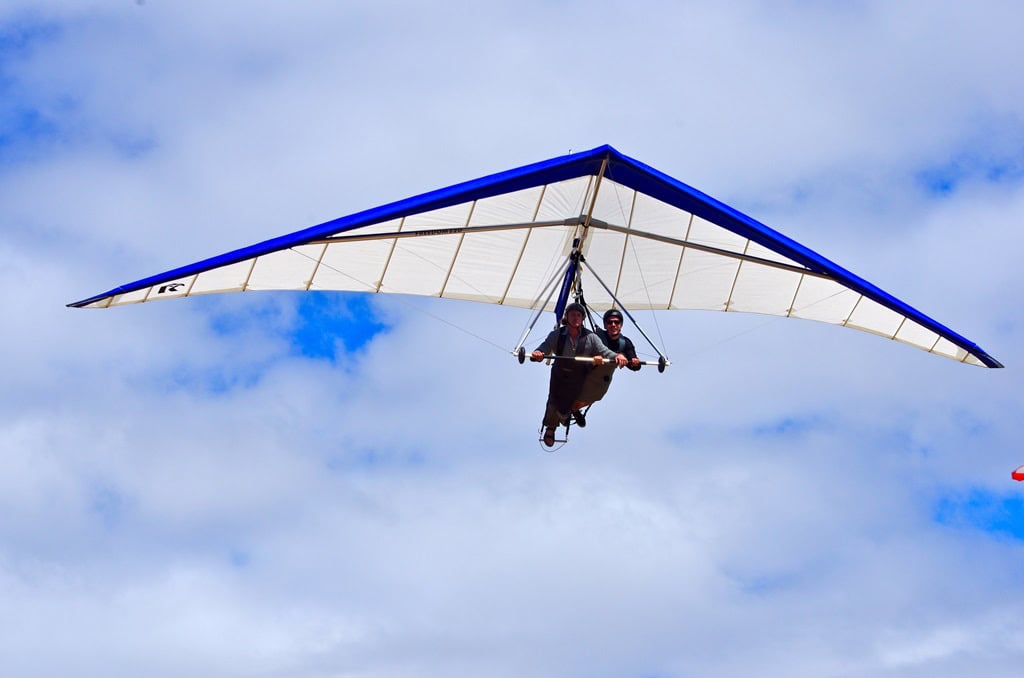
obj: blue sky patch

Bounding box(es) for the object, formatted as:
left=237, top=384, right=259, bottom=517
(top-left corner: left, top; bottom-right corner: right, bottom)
left=107, top=130, right=157, bottom=159
left=198, top=292, right=389, bottom=363
left=0, top=16, right=61, bottom=60
left=0, top=19, right=70, bottom=162
left=166, top=362, right=265, bottom=395
left=228, top=548, right=251, bottom=569
left=933, top=488, right=1024, bottom=540
left=1, top=106, right=58, bottom=141
left=751, top=413, right=831, bottom=438
left=90, top=484, right=127, bottom=529
left=2, top=16, right=156, bottom=164
left=151, top=293, right=391, bottom=394
left=205, top=296, right=288, bottom=339
left=915, top=147, right=1024, bottom=196
left=734, top=570, right=802, bottom=595
left=291, top=292, right=389, bottom=361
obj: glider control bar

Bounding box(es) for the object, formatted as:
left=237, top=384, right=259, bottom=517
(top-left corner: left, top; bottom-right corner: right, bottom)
left=515, top=348, right=669, bottom=373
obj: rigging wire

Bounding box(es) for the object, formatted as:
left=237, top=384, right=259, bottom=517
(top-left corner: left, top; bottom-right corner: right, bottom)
left=624, top=227, right=669, bottom=354
left=668, top=286, right=856, bottom=362
left=605, top=178, right=671, bottom=357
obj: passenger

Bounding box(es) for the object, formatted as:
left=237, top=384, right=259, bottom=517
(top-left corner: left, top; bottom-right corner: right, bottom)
left=570, top=308, right=641, bottom=428
left=531, top=302, right=626, bottom=447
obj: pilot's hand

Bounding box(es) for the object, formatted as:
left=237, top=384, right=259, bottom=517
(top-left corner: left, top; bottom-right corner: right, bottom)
left=615, top=353, right=628, bottom=368
left=530, top=350, right=545, bottom=362
left=592, top=355, right=604, bottom=366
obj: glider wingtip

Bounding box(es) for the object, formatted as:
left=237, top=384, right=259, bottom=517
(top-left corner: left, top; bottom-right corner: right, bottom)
left=67, top=293, right=108, bottom=309
left=978, top=351, right=1004, bottom=369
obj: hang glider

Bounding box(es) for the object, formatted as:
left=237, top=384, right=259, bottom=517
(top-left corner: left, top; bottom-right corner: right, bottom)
left=68, top=144, right=1001, bottom=368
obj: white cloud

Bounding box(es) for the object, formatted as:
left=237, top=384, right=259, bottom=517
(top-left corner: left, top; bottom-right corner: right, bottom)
left=2, top=1, right=1023, bottom=676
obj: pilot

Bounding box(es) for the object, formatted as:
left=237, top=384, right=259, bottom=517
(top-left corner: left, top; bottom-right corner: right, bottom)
left=570, top=308, right=642, bottom=427
left=531, top=302, right=626, bottom=447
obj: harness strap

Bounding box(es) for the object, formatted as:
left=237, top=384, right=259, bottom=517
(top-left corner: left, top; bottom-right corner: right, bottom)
left=555, top=326, right=591, bottom=356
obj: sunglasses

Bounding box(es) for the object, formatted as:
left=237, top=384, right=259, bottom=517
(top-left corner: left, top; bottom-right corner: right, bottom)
left=605, top=318, right=622, bottom=325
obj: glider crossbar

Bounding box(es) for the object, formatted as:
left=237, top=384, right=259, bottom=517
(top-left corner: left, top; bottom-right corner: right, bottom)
left=310, top=219, right=578, bottom=245
left=586, top=221, right=831, bottom=279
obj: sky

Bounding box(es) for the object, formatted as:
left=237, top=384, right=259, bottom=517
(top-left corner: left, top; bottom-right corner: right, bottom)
left=2, top=1, right=1024, bottom=676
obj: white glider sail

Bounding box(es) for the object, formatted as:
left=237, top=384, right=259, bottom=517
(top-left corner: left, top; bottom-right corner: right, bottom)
left=69, top=145, right=1002, bottom=368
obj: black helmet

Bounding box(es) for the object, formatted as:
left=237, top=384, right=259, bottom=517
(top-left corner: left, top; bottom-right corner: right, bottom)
left=564, top=302, right=587, bottom=317
left=603, top=308, right=623, bottom=323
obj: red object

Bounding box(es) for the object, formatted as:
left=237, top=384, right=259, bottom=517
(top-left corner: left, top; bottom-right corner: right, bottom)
left=1013, top=465, right=1024, bottom=481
